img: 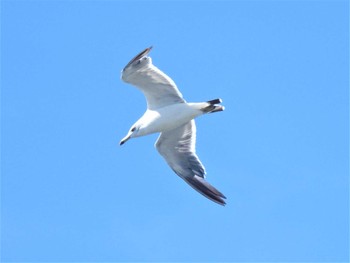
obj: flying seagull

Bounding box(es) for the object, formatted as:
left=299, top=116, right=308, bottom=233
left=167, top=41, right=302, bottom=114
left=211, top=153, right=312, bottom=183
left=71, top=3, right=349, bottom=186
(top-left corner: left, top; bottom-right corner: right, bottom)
left=120, top=47, right=226, bottom=205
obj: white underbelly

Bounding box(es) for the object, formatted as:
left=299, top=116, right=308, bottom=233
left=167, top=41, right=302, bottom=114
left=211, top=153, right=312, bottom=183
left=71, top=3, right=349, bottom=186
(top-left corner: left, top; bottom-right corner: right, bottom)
left=140, top=103, right=202, bottom=135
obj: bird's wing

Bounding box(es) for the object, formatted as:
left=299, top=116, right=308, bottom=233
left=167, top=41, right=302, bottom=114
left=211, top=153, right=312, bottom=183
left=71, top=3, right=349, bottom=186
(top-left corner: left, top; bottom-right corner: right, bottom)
left=155, top=120, right=226, bottom=205
left=121, top=47, right=185, bottom=110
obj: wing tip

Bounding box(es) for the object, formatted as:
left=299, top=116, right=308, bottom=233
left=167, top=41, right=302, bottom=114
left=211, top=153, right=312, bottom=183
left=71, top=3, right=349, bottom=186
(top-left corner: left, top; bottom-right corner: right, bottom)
left=184, top=175, right=227, bottom=206
left=123, top=46, right=154, bottom=71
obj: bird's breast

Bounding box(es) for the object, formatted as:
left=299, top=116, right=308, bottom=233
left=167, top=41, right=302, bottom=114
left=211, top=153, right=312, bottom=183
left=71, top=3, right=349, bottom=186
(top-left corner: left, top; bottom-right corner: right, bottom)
left=139, top=103, right=201, bottom=135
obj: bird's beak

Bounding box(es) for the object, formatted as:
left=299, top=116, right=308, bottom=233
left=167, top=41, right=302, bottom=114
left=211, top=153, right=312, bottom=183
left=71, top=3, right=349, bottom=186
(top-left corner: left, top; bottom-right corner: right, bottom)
left=120, top=133, right=132, bottom=146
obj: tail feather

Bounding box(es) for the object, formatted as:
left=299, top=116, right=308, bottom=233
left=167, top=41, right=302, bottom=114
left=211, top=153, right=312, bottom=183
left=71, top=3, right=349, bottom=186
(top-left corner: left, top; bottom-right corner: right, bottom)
left=207, top=98, right=222, bottom=105
left=183, top=175, right=226, bottom=206
left=209, top=105, right=224, bottom=113
left=201, top=98, right=224, bottom=113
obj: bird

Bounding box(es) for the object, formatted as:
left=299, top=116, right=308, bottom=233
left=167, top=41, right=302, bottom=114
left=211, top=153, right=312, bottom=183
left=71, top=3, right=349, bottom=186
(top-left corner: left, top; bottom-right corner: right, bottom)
left=119, top=47, right=226, bottom=205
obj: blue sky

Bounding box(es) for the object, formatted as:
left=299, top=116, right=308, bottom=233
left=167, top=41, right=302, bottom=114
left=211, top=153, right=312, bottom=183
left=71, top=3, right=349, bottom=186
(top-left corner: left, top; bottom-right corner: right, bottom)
left=1, top=1, right=348, bottom=262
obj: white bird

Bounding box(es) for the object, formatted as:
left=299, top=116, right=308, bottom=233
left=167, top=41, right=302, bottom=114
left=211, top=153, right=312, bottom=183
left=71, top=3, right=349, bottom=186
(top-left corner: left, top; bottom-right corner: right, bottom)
left=120, top=47, right=226, bottom=205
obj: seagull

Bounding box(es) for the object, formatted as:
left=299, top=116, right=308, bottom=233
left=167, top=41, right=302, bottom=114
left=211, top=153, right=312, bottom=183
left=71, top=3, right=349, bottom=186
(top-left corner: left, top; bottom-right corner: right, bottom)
left=119, top=47, right=226, bottom=205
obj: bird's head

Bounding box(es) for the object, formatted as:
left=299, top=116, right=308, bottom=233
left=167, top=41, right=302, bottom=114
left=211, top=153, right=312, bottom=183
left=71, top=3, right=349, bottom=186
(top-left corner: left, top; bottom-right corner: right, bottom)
left=119, top=125, right=141, bottom=145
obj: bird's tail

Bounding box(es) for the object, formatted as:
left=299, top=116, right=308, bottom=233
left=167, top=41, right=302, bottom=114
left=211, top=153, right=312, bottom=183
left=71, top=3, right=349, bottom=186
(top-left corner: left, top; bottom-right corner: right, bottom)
left=201, top=98, right=224, bottom=113
left=183, top=175, right=226, bottom=206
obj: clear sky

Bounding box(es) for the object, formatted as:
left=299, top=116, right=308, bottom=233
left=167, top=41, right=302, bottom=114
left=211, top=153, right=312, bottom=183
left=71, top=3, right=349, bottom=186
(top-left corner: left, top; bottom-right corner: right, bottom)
left=1, top=1, right=349, bottom=262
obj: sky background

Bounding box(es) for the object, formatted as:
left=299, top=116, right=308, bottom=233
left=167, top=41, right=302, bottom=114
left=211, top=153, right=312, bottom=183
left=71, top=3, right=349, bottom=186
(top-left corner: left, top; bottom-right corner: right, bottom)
left=1, top=1, right=349, bottom=262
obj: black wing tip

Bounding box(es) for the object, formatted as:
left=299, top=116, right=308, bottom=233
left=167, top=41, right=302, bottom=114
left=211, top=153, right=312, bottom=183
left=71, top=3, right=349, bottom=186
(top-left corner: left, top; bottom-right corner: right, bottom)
left=123, top=46, right=154, bottom=70
left=139, top=46, right=153, bottom=57
left=212, top=196, right=227, bottom=206
left=212, top=192, right=227, bottom=206
left=184, top=175, right=227, bottom=206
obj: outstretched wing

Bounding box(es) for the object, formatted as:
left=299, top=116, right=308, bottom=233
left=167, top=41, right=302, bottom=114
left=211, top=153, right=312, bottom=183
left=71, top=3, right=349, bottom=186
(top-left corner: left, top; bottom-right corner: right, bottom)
left=121, top=47, right=185, bottom=110
left=155, top=120, right=226, bottom=205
